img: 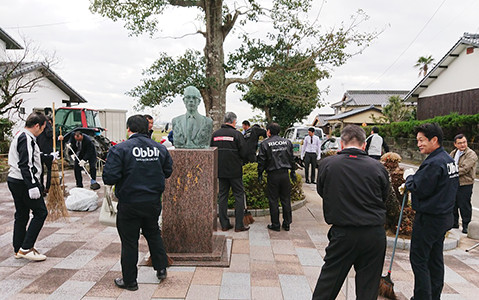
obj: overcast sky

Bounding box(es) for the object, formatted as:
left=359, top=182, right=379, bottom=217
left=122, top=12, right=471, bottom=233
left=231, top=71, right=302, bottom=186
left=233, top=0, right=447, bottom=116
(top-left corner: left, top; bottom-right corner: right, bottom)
left=2, top=0, right=478, bottom=126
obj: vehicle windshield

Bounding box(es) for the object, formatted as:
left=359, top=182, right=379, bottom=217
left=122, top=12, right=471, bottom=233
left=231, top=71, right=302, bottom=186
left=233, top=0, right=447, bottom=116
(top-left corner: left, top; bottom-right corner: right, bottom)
left=296, top=128, right=322, bottom=140
left=55, top=108, right=82, bottom=134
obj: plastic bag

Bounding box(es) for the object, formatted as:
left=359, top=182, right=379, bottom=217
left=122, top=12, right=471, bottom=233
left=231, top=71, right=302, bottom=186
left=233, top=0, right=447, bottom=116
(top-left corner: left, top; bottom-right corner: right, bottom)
left=65, top=187, right=99, bottom=211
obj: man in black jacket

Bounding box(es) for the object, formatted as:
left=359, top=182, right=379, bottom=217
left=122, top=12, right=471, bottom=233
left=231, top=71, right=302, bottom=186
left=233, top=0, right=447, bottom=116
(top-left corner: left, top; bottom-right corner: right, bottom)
left=242, top=120, right=266, bottom=164
left=37, top=116, right=53, bottom=195
left=103, top=115, right=173, bottom=291
left=313, top=124, right=390, bottom=300
left=405, top=123, right=458, bottom=300
left=211, top=112, right=249, bottom=232
left=68, top=131, right=100, bottom=190
left=257, top=123, right=296, bottom=231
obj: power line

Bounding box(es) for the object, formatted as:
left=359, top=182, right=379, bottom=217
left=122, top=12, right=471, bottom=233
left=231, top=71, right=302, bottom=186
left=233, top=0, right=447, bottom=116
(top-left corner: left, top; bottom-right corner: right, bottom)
left=367, top=0, right=448, bottom=87
left=4, top=18, right=105, bottom=30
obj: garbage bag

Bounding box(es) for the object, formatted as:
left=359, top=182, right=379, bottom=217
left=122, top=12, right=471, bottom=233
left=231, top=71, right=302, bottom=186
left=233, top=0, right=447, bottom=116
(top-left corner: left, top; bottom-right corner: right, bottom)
left=65, top=187, right=99, bottom=211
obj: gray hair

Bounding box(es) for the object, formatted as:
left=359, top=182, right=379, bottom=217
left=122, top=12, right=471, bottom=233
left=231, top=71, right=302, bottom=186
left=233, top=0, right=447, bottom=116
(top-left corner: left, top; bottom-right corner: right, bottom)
left=341, top=125, right=366, bottom=146
left=224, top=112, right=237, bottom=124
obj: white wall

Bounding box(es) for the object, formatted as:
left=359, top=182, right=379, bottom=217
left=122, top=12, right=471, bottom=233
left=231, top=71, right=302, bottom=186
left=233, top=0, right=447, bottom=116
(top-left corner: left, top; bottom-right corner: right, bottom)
left=6, top=70, right=71, bottom=136
left=420, top=47, right=479, bottom=98
left=99, top=109, right=127, bottom=143
left=0, top=40, right=6, bottom=61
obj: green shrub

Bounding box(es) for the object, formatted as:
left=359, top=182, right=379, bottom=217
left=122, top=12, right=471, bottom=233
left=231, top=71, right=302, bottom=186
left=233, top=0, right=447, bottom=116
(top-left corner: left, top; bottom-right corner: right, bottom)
left=227, top=163, right=305, bottom=209
left=373, top=113, right=479, bottom=142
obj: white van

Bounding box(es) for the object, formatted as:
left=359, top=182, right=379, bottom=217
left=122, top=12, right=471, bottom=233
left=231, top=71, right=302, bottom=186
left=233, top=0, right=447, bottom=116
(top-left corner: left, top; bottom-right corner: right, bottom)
left=283, top=126, right=325, bottom=157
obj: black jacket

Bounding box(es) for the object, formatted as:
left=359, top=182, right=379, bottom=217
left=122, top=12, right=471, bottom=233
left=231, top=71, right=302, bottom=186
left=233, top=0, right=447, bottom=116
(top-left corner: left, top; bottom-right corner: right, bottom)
left=210, top=124, right=246, bottom=178
left=243, top=125, right=266, bottom=163
left=257, top=135, right=294, bottom=174
left=317, top=147, right=389, bottom=227
left=405, top=147, right=459, bottom=215
left=103, top=133, right=173, bottom=203
left=37, top=122, right=53, bottom=153
left=69, top=134, right=96, bottom=159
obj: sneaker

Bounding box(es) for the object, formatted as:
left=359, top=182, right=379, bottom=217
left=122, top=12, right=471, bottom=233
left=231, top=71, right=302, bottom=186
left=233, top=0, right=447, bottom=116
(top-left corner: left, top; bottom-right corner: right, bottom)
left=16, top=248, right=46, bottom=261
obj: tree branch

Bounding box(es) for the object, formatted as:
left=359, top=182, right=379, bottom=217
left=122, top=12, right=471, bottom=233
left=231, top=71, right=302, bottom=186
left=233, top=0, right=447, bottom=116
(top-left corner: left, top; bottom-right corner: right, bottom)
left=168, top=0, right=203, bottom=7
left=222, top=10, right=241, bottom=40
left=225, top=69, right=260, bottom=87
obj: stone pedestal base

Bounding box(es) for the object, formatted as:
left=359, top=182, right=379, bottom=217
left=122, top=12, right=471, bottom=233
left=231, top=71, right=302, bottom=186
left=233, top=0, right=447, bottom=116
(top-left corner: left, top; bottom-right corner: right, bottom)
left=162, top=148, right=230, bottom=266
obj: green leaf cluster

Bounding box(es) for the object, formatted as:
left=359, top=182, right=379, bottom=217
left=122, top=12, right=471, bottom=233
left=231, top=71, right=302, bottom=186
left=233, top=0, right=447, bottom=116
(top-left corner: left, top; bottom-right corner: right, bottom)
left=227, top=163, right=305, bottom=209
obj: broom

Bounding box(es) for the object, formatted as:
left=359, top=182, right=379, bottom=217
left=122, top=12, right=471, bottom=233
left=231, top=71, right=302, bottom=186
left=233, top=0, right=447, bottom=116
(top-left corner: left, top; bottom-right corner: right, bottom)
left=243, top=194, right=254, bottom=225
left=379, top=190, right=408, bottom=299
left=46, top=102, right=69, bottom=221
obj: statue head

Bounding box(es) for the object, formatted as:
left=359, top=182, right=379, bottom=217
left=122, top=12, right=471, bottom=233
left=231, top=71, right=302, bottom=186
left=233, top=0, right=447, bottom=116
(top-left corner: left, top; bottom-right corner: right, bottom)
left=183, top=86, right=202, bottom=113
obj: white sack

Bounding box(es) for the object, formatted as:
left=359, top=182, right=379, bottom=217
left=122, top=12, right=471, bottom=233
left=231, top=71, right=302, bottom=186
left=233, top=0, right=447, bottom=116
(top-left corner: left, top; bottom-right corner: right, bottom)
left=65, top=187, right=98, bottom=211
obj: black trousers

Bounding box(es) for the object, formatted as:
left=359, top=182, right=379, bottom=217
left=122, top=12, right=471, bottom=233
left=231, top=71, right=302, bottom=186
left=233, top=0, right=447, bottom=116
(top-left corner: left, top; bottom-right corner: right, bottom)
left=40, top=155, right=53, bottom=191
left=267, top=169, right=292, bottom=226
left=410, top=212, right=453, bottom=300
left=313, top=226, right=386, bottom=300
left=116, top=201, right=168, bottom=284
left=218, top=177, right=245, bottom=229
left=74, top=155, right=96, bottom=187
left=7, top=179, right=48, bottom=253
left=304, top=152, right=317, bottom=182
left=453, top=184, right=473, bottom=227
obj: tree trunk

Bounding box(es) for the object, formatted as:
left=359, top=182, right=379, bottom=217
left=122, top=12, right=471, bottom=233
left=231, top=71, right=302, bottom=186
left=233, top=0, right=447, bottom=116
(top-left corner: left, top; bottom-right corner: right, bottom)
left=203, top=0, right=226, bottom=130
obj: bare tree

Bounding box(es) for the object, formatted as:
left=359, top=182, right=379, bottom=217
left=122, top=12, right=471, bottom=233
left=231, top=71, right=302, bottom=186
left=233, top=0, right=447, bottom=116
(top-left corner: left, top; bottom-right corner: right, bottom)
left=0, top=37, right=57, bottom=118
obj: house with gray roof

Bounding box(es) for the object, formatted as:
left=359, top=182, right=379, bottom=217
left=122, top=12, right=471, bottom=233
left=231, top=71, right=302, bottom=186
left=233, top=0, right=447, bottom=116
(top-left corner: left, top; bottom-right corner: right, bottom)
left=405, top=32, right=479, bottom=120
left=1, top=27, right=86, bottom=134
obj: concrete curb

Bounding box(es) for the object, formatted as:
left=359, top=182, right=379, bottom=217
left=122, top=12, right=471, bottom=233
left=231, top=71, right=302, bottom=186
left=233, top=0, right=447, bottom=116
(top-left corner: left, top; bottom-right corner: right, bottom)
left=227, top=199, right=307, bottom=217
left=387, top=229, right=461, bottom=251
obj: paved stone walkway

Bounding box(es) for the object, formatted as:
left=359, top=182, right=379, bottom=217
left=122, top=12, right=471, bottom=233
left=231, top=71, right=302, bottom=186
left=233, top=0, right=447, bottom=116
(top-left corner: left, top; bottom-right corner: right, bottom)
left=0, top=170, right=479, bottom=299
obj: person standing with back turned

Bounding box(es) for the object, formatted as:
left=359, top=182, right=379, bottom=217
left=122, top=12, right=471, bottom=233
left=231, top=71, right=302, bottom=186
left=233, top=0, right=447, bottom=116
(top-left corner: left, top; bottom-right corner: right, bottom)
left=103, top=115, right=173, bottom=291
left=313, top=124, right=390, bottom=300
left=257, top=122, right=296, bottom=232
left=404, top=123, right=458, bottom=300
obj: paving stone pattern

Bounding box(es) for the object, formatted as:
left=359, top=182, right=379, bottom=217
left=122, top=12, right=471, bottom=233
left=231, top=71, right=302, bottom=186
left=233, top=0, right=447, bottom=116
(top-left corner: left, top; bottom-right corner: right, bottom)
left=0, top=170, right=479, bottom=299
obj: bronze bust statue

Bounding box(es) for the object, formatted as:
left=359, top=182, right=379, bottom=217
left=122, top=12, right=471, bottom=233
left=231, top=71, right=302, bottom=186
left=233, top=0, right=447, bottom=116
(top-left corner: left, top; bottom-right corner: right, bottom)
left=172, top=86, right=213, bottom=149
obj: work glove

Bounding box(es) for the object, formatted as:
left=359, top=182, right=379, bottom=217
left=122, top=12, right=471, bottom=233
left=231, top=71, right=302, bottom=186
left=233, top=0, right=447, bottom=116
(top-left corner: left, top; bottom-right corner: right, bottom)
left=403, top=168, right=415, bottom=180
left=78, top=160, right=87, bottom=168
left=290, top=171, right=297, bottom=183
left=50, top=151, right=60, bottom=161
left=398, top=183, right=406, bottom=195
left=28, top=187, right=41, bottom=199
left=258, top=174, right=263, bottom=184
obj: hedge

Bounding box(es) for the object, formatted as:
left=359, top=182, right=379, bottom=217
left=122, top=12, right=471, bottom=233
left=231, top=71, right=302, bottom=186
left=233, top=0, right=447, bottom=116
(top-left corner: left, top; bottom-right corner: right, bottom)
left=228, top=162, right=305, bottom=209
left=364, top=113, right=479, bottom=142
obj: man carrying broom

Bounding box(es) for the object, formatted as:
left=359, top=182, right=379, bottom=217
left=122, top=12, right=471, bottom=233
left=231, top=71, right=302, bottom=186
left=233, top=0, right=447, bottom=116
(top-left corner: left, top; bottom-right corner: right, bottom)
left=312, top=124, right=390, bottom=300
left=7, top=112, right=58, bottom=261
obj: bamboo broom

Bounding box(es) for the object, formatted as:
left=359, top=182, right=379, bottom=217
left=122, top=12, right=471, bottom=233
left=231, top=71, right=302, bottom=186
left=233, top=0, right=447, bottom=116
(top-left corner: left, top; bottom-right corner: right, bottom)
left=46, top=102, right=69, bottom=221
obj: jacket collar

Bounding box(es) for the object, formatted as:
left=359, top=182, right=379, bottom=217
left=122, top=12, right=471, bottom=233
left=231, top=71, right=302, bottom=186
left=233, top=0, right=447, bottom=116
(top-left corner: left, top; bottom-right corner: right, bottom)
left=128, top=133, right=149, bottom=140
left=425, top=146, right=444, bottom=159
left=221, top=124, right=235, bottom=129
left=338, top=147, right=367, bottom=156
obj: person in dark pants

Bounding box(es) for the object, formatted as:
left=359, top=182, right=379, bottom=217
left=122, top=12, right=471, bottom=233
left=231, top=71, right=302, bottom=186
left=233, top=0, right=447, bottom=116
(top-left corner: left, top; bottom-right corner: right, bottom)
left=365, top=126, right=389, bottom=160
left=242, top=120, right=266, bottom=164
left=301, top=127, right=320, bottom=184
left=103, top=115, right=173, bottom=291
left=37, top=116, right=53, bottom=195
left=64, top=131, right=100, bottom=190
left=449, top=134, right=477, bottom=234
left=211, top=112, right=249, bottom=232
left=405, top=123, right=459, bottom=300
left=313, top=124, right=390, bottom=300
left=7, top=112, right=49, bottom=261
left=257, top=122, right=296, bottom=231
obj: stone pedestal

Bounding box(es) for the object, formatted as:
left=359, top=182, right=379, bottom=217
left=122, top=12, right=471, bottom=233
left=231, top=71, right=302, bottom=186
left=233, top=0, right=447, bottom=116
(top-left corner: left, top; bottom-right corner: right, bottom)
left=162, top=148, right=229, bottom=266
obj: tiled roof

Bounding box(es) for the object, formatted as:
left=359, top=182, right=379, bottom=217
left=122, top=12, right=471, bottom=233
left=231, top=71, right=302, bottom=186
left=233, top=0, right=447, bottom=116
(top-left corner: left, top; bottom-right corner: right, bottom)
left=405, top=32, right=479, bottom=102
left=325, top=105, right=382, bottom=121
left=313, top=114, right=335, bottom=126
left=0, top=62, right=86, bottom=103
left=331, top=90, right=409, bottom=107
left=0, top=27, right=22, bottom=50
